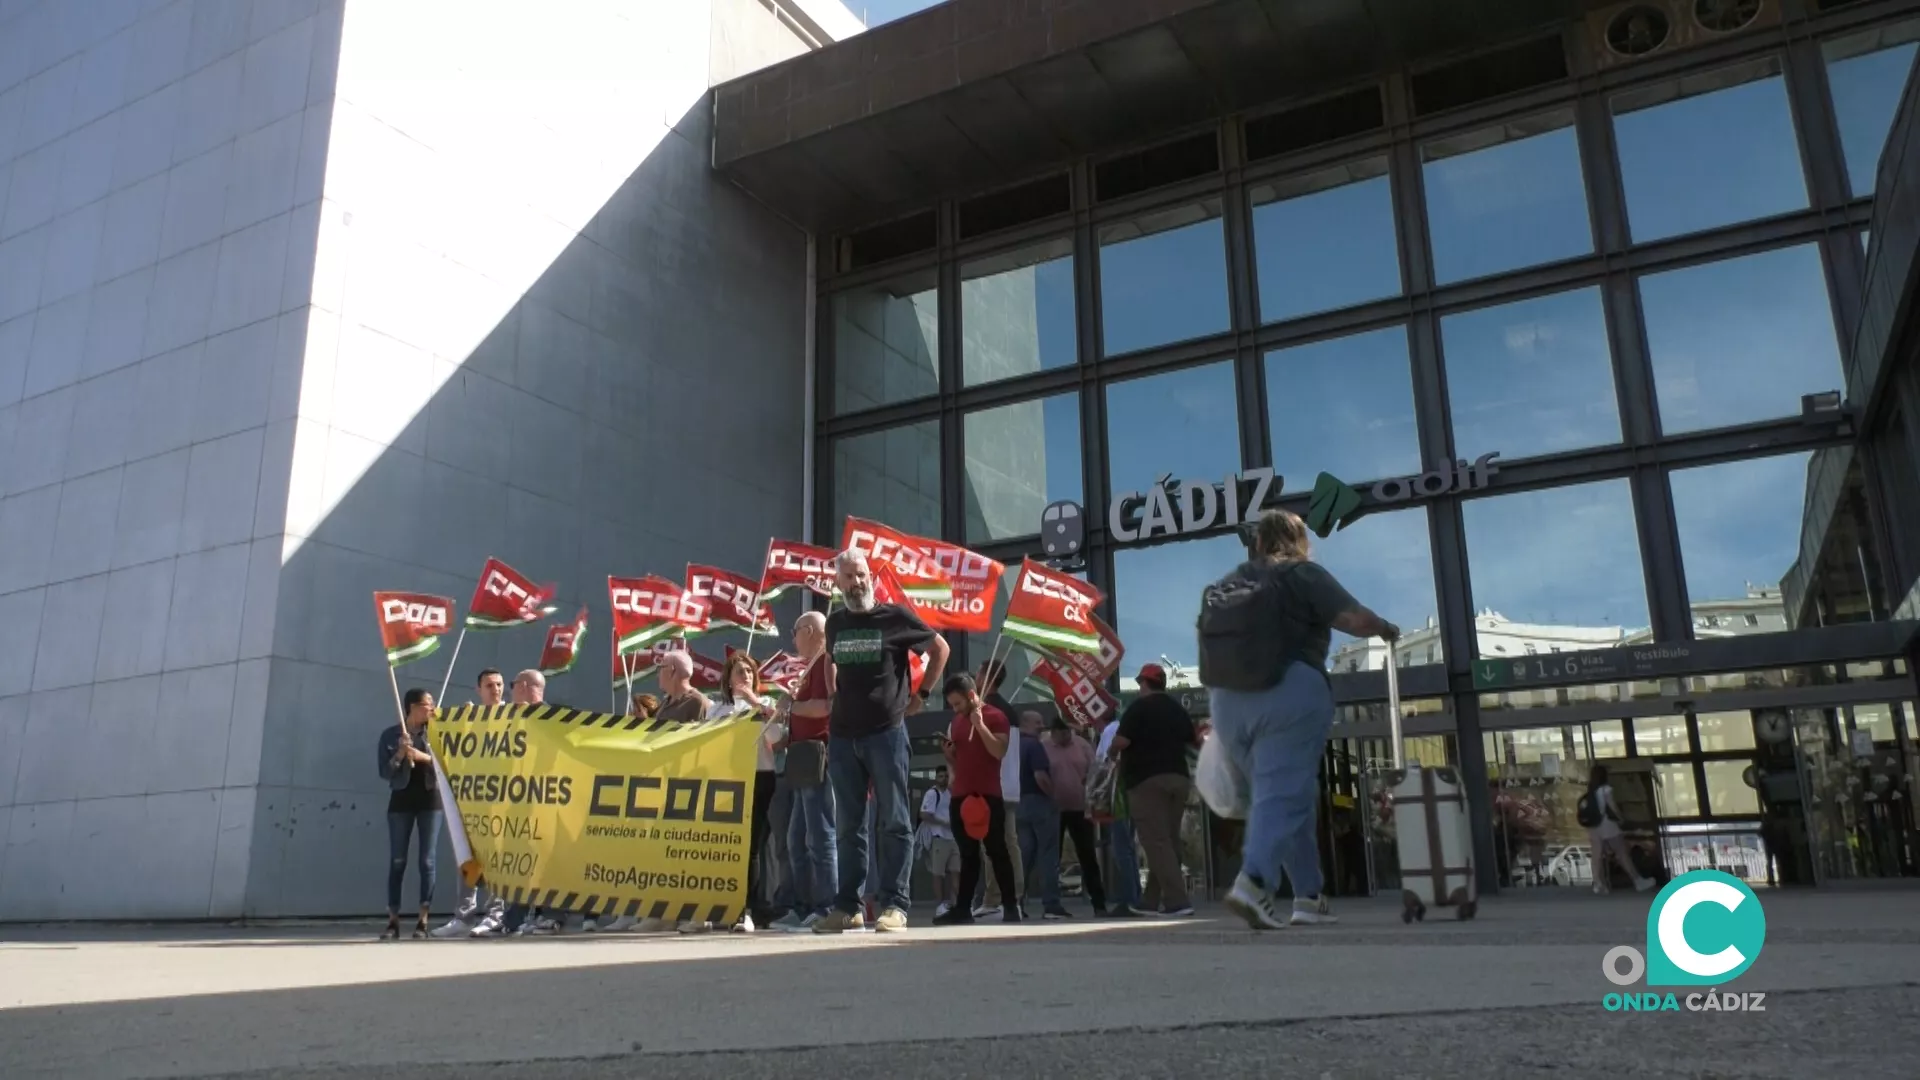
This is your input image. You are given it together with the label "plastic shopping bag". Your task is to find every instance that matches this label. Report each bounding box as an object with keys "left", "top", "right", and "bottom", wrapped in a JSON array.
[{"left": 1195, "top": 734, "right": 1250, "bottom": 820}]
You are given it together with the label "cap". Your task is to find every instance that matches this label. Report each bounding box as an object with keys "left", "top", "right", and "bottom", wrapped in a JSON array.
[{"left": 1136, "top": 663, "right": 1167, "bottom": 688}]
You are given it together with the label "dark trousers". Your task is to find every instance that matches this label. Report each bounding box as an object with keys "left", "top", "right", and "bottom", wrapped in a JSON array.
[
  {"left": 747, "top": 768, "right": 776, "bottom": 919},
  {"left": 954, "top": 793, "right": 1018, "bottom": 917},
  {"left": 1059, "top": 809, "right": 1106, "bottom": 910}
]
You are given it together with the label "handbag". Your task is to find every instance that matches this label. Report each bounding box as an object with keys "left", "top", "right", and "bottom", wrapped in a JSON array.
[
  {"left": 786, "top": 738, "right": 828, "bottom": 789},
  {"left": 1085, "top": 756, "right": 1120, "bottom": 823}
]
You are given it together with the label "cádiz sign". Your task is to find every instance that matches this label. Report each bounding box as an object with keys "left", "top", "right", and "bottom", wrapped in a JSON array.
[{"left": 1109, "top": 468, "right": 1279, "bottom": 543}]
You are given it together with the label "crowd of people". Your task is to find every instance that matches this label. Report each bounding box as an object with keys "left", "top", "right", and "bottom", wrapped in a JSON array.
[{"left": 376, "top": 509, "right": 1409, "bottom": 937}]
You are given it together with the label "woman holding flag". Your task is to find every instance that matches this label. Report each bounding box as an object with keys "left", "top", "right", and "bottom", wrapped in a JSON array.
[
  {"left": 376, "top": 688, "right": 441, "bottom": 939},
  {"left": 686, "top": 654, "right": 785, "bottom": 934}
]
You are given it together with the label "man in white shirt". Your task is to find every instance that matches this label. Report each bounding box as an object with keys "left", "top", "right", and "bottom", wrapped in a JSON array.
[{"left": 919, "top": 767, "right": 959, "bottom": 917}]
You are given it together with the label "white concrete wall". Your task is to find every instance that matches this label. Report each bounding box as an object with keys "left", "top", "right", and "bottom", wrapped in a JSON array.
[{"left": 0, "top": 0, "right": 342, "bottom": 920}]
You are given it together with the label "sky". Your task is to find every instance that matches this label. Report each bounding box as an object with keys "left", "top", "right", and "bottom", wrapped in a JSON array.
[
  {"left": 853, "top": 0, "right": 945, "bottom": 28},
  {"left": 835, "top": 36, "right": 1917, "bottom": 669}
]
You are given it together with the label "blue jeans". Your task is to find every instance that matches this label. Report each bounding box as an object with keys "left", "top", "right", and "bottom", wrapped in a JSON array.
[
  {"left": 386, "top": 809, "right": 441, "bottom": 913},
  {"left": 768, "top": 775, "right": 797, "bottom": 913},
  {"left": 1209, "top": 663, "right": 1335, "bottom": 899},
  {"left": 828, "top": 725, "right": 912, "bottom": 915},
  {"left": 786, "top": 779, "right": 838, "bottom": 916},
  {"left": 1016, "top": 793, "right": 1062, "bottom": 907},
  {"left": 1108, "top": 817, "right": 1142, "bottom": 908}
]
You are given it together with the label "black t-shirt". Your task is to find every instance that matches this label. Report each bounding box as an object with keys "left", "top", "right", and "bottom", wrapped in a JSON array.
[
  {"left": 1116, "top": 692, "right": 1196, "bottom": 790},
  {"left": 825, "top": 604, "right": 936, "bottom": 738},
  {"left": 388, "top": 731, "right": 442, "bottom": 814}
]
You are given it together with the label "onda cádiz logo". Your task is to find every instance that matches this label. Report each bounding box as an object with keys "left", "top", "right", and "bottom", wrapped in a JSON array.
[{"left": 1601, "top": 870, "right": 1768, "bottom": 1014}]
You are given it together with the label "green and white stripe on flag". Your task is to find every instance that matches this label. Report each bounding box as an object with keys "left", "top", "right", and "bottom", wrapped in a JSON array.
[
  {"left": 386, "top": 635, "right": 440, "bottom": 667},
  {"left": 1002, "top": 615, "right": 1101, "bottom": 655}
]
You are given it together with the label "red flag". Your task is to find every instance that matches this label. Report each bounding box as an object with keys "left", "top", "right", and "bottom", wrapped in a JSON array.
[
  {"left": 686, "top": 564, "right": 775, "bottom": 633},
  {"left": 687, "top": 650, "right": 724, "bottom": 692},
  {"left": 1035, "top": 656, "right": 1119, "bottom": 729},
  {"left": 841, "top": 518, "right": 954, "bottom": 603},
  {"left": 1003, "top": 558, "right": 1104, "bottom": 654},
  {"left": 760, "top": 539, "right": 838, "bottom": 601},
  {"left": 1046, "top": 614, "right": 1125, "bottom": 682},
  {"left": 915, "top": 541, "right": 1005, "bottom": 634},
  {"left": 465, "top": 557, "right": 557, "bottom": 629},
  {"left": 866, "top": 564, "right": 930, "bottom": 694},
  {"left": 374, "top": 592, "right": 454, "bottom": 667},
  {"left": 538, "top": 608, "right": 588, "bottom": 677},
  {"left": 753, "top": 651, "right": 813, "bottom": 698},
  {"left": 608, "top": 575, "right": 710, "bottom": 654},
  {"left": 612, "top": 639, "right": 680, "bottom": 690}
]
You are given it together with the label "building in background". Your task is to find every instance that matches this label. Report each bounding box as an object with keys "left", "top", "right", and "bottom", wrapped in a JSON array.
[{"left": 715, "top": 0, "right": 1920, "bottom": 893}]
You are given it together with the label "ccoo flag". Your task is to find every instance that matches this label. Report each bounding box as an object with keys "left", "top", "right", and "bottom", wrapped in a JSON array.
[
  {"left": 760, "top": 538, "right": 839, "bottom": 601},
  {"left": 686, "top": 564, "right": 775, "bottom": 634},
  {"left": 1002, "top": 558, "right": 1105, "bottom": 654},
  {"left": 465, "top": 557, "right": 558, "bottom": 629},
  {"left": 375, "top": 592, "right": 455, "bottom": 667},
  {"left": 538, "top": 608, "right": 588, "bottom": 677},
  {"left": 841, "top": 518, "right": 954, "bottom": 603},
  {"left": 609, "top": 575, "right": 711, "bottom": 654}
]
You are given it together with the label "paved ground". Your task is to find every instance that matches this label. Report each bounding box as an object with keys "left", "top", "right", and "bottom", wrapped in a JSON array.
[{"left": 3, "top": 888, "right": 1917, "bottom": 1079}]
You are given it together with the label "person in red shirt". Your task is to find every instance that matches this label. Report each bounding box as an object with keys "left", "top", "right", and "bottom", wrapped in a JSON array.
[
  {"left": 769, "top": 611, "right": 837, "bottom": 931},
  {"left": 935, "top": 673, "right": 1019, "bottom": 925}
]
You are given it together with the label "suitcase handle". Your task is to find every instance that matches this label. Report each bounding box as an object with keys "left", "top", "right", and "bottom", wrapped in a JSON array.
[{"left": 1384, "top": 638, "right": 1403, "bottom": 771}]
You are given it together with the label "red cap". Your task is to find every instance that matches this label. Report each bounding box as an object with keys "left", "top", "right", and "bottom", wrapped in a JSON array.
[{"left": 1136, "top": 663, "right": 1167, "bottom": 688}]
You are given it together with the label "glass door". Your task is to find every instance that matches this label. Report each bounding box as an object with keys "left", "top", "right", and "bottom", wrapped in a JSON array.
[{"left": 1793, "top": 702, "right": 1918, "bottom": 882}]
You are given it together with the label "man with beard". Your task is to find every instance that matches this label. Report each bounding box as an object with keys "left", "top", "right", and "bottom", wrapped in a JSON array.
[{"left": 813, "top": 551, "right": 949, "bottom": 934}]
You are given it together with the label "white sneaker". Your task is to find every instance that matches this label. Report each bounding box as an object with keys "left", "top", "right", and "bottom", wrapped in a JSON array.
[
  {"left": 605, "top": 915, "right": 638, "bottom": 932},
  {"left": 933, "top": 902, "right": 952, "bottom": 919},
  {"left": 582, "top": 918, "right": 600, "bottom": 933},
  {"left": 1290, "top": 895, "right": 1337, "bottom": 925},
  {"left": 732, "top": 913, "right": 756, "bottom": 933},
  {"left": 468, "top": 913, "right": 505, "bottom": 938},
  {"left": 800, "top": 911, "right": 825, "bottom": 931},
  {"left": 516, "top": 915, "right": 560, "bottom": 936},
  {"left": 430, "top": 917, "right": 471, "bottom": 939},
  {"left": 768, "top": 910, "right": 806, "bottom": 932},
  {"left": 678, "top": 920, "right": 714, "bottom": 934},
  {"left": 1223, "top": 875, "right": 1287, "bottom": 931},
  {"left": 971, "top": 904, "right": 996, "bottom": 919},
  {"left": 634, "top": 917, "right": 669, "bottom": 933}
]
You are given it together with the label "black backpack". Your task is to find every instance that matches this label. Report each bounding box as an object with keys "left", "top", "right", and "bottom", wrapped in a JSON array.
[
  {"left": 1196, "top": 561, "right": 1314, "bottom": 692},
  {"left": 1575, "top": 792, "right": 1603, "bottom": 828}
]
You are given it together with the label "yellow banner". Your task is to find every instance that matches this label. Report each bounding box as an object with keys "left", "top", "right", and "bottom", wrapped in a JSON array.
[{"left": 431, "top": 704, "right": 758, "bottom": 925}]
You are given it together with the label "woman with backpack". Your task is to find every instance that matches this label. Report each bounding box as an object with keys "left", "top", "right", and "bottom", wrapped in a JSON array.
[
  {"left": 1580, "top": 765, "right": 1653, "bottom": 894},
  {"left": 1198, "top": 510, "right": 1399, "bottom": 931}
]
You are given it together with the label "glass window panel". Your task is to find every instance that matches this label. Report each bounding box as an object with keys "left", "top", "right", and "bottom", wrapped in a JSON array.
[
  {"left": 1669, "top": 453, "right": 1807, "bottom": 634},
  {"left": 1098, "top": 198, "right": 1230, "bottom": 356},
  {"left": 1113, "top": 534, "right": 1247, "bottom": 679},
  {"left": 962, "top": 393, "right": 1082, "bottom": 543},
  {"left": 1634, "top": 716, "right": 1692, "bottom": 756},
  {"left": 1441, "top": 287, "right": 1621, "bottom": 461},
  {"left": 1589, "top": 719, "right": 1628, "bottom": 759},
  {"left": 831, "top": 271, "right": 938, "bottom": 415},
  {"left": 1264, "top": 325, "right": 1419, "bottom": 484},
  {"left": 1251, "top": 158, "right": 1400, "bottom": 323},
  {"left": 1654, "top": 762, "right": 1701, "bottom": 817},
  {"left": 1696, "top": 711, "right": 1757, "bottom": 752},
  {"left": 1462, "top": 480, "right": 1649, "bottom": 656},
  {"left": 1316, "top": 508, "right": 1442, "bottom": 672},
  {"left": 1611, "top": 59, "right": 1808, "bottom": 243},
  {"left": 1422, "top": 110, "right": 1592, "bottom": 285},
  {"left": 1852, "top": 704, "right": 1897, "bottom": 744},
  {"left": 1824, "top": 20, "right": 1920, "bottom": 197},
  {"left": 1702, "top": 760, "right": 1760, "bottom": 816},
  {"left": 961, "top": 237, "right": 1077, "bottom": 386},
  {"left": 1105, "top": 361, "right": 1241, "bottom": 500},
  {"left": 832, "top": 420, "right": 941, "bottom": 539},
  {"left": 1640, "top": 244, "right": 1843, "bottom": 434}
]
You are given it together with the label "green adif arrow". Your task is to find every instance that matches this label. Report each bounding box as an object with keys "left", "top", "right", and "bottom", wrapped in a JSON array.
[{"left": 1305, "top": 472, "right": 1365, "bottom": 538}]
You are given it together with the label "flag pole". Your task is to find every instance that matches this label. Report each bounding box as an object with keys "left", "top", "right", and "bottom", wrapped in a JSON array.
[
  {"left": 434, "top": 626, "right": 468, "bottom": 710},
  {"left": 387, "top": 662, "right": 408, "bottom": 724},
  {"left": 741, "top": 538, "right": 775, "bottom": 661}
]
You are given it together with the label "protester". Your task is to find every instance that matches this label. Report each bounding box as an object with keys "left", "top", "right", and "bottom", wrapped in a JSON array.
[
  {"left": 1204, "top": 509, "right": 1399, "bottom": 931},
  {"left": 474, "top": 670, "right": 563, "bottom": 937},
  {"left": 1094, "top": 712, "right": 1145, "bottom": 916},
  {"left": 974, "top": 659, "right": 1025, "bottom": 918},
  {"left": 1109, "top": 663, "right": 1198, "bottom": 918},
  {"left": 377, "top": 688, "right": 440, "bottom": 940},
  {"left": 629, "top": 692, "right": 660, "bottom": 719},
  {"left": 433, "top": 670, "right": 509, "bottom": 938},
  {"left": 655, "top": 651, "right": 710, "bottom": 722},
  {"left": 771, "top": 612, "right": 837, "bottom": 931},
  {"left": 814, "top": 550, "right": 949, "bottom": 934},
  {"left": 1045, "top": 715, "right": 1107, "bottom": 916},
  {"left": 1584, "top": 765, "right": 1654, "bottom": 895},
  {"left": 1014, "top": 711, "right": 1069, "bottom": 920},
  {"left": 918, "top": 767, "right": 960, "bottom": 918},
  {"left": 935, "top": 674, "right": 1018, "bottom": 925},
  {"left": 682, "top": 653, "right": 784, "bottom": 934}
]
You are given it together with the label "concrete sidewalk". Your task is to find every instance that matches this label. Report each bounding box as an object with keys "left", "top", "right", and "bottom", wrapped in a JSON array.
[{"left": 2, "top": 889, "right": 1916, "bottom": 1078}]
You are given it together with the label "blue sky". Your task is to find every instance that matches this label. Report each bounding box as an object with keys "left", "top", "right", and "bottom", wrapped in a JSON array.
[
  {"left": 845, "top": 36, "right": 1915, "bottom": 668},
  {"left": 853, "top": 0, "right": 944, "bottom": 27}
]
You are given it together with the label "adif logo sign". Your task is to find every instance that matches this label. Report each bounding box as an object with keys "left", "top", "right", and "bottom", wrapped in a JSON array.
[
  {"left": 383, "top": 598, "right": 450, "bottom": 629},
  {"left": 1600, "top": 871, "right": 1768, "bottom": 1013}
]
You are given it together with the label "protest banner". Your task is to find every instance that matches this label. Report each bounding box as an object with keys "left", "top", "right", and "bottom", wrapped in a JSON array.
[{"left": 433, "top": 705, "right": 759, "bottom": 925}]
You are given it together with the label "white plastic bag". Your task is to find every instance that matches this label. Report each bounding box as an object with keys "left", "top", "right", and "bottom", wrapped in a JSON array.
[{"left": 1195, "top": 733, "right": 1250, "bottom": 820}]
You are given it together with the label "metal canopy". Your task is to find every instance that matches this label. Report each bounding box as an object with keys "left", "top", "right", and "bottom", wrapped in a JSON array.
[{"left": 712, "top": 0, "right": 1560, "bottom": 233}]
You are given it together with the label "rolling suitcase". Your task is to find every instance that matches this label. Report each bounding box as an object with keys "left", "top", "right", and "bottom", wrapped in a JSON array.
[{"left": 1382, "top": 642, "right": 1478, "bottom": 922}]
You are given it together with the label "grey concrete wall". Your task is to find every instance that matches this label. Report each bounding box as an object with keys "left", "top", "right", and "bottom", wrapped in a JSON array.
[
  {"left": 0, "top": 0, "right": 342, "bottom": 920},
  {"left": 0, "top": 0, "right": 825, "bottom": 920}
]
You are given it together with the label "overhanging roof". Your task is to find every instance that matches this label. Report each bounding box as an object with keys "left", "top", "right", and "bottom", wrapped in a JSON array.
[{"left": 712, "top": 0, "right": 1561, "bottom": 232}]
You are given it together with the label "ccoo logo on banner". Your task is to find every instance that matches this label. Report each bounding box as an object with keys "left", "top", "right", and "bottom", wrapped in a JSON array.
[{"left": 433, "top": 704, "right": 760, "bottom": 925}]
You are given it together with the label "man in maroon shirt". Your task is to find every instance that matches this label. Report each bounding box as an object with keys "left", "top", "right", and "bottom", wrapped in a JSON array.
[
  {"left": 935, "top": 673, "right": 1019, "bottom": 925},
  {"left": 769, "top": 611, "right": 837, "bottom": 930}
]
